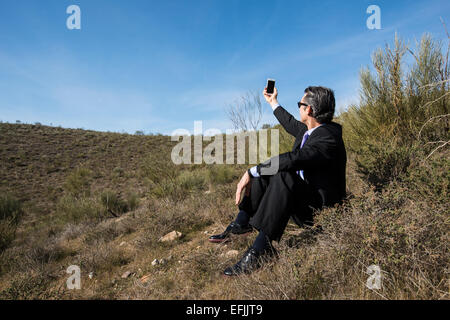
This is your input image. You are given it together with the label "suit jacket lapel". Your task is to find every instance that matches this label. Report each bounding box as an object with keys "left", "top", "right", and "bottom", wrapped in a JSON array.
[
  {"left": 292, "top": 137, "right": 301, "bottom": 151},
  {"left": 292, "top": 124, "right": 326, "bottom": 151},
  {"left": 292, "top": 128, "right": 307, "bottom": 151}
]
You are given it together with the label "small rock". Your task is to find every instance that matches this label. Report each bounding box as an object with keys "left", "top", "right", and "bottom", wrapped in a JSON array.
[
  {"left": 121, "top": 271, "right": 131, "bottom": 279},
  {"left": 151, "top": 259, "right": 159, "bottom": 266},
  {"left": 203, "top": 231, "right": 209, "bottom": 234},
  {"left": 225, "top": 250, "right": 239, "bottom": 258},
  {"left": 119, "top": 241, "right": 127, "bottom": 247},
  {"left": 140, "top": 274, "right": 151, "bottom": 284},
  {"left": 159, "top": 231, "right": 182, "bottom": 242},
  {"left": 204, "top": 190, "right": 211, "bottom": 194},
  {"left": 160, "top": 258, "right": 168, "bottom": 265},
  {"left": 88, "top": 272, "right": 94, "bottom": 279}
]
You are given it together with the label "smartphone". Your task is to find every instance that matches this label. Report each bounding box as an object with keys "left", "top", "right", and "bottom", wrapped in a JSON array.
[{"left": 266, "top": 79, "right": 275, "bottom": 94}]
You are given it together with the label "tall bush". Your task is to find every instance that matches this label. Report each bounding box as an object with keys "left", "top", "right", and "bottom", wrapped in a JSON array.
[{"left": 341, "top": 33, "right": 449, "bottom": 189}]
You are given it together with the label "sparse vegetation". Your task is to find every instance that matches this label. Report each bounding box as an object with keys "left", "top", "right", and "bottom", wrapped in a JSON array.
[
  {"left": 64, "top": 168, "right": 93, "bottom": 198},
  {"left": 100, "top": 189, "right": 129, "bottom": 217},
  {"left": 0, "top": 194, "right": 23, "bottom": 252},
  {"left": 207, "top": 165, "right": 236, "bottom": 185},
  {"left": 0, "top": 32, "right": 447, "bottom": 300}
]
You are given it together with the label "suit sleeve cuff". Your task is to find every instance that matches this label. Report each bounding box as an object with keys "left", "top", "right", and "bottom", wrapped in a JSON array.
[
  {"left": 249, "top": 166, "right": 260, "bottom": 178},
  {"left": 270, "top": 103, "right": 281, "bottom": 111}
]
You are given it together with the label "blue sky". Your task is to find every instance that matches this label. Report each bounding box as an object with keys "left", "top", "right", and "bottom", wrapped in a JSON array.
[{"left": 0, "top": 0, "right": 448, "bottom": 135}]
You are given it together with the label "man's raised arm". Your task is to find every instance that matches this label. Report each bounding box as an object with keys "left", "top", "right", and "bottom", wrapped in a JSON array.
[
  {"left": 263, "top": 87, "right": 305, "bottom": 137},
  {"left": 256, "top": 132, "right": 337, "bottom": 176},
  {"left": 273, "top": 105, "right": 306, "bottom": 137}
]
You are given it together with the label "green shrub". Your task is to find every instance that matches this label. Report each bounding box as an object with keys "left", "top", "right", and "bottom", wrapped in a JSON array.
[
  {"left": 112, "top": 167, "right": 124, "bottom": 178},
  {"left": 207, "top": 165, "right": 235, "bottom": 185},
  {"left": 64, "top": 167, "right": 92, "bottom": 197},
  {"left": 150, "top": 182, "right": 177, "bottom": 200},
  {"left": 56, "top": 195, "right": 105, "bottom": 223},
  {"left": 341, "top": 33, "right": 449, "bottom": 189},
  {"left": 354, "top": 138, "right": 415, "bottom": 190},
  {"left": 148, "top": 169, "right": 207, "bottom": 201},
  {"left": 140, "top": 154, "right": 178, "bottom": 184},
  {"left": 100, "top": 190, "right": 128, "bottom": 216},
  {"left": 0, "top": 220, "right": 17, "bottom": 252},
  {"left": 0, "top": 194, "right": 22, "bottom": 223},
  {"left": 150, "top": 179, "right": 190, "bottom": 201},
  {"left": 178, "top": 170, "right": 207, "bottom": 191},
  {"left": 0, "top": 195, "right": 23, "bottom": 251},
  {"left": 126, "top": 191, "right": 140, "bottom": 211},
  {"left": 403, "top": 153, "right": 449, "bottom": 204}
]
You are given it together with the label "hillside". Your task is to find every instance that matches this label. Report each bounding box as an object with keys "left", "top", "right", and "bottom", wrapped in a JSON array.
[
  {"left": 0, "top": 121, "right": 447, "bottom": 299},
  {"left": 1, "top": 32, "right": 448, "bottom": 300}
]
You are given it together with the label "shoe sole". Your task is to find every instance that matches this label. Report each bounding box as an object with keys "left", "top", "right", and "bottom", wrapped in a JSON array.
[
  {"left": 222, "top": 273, "right": 237, "bottom": 277},
  {"left": 222, "top": 267, "right": 262, "bottom": 277},
  {"left": 208, "top": 231, "right": 252, "bottom": 244},
  {"left": 208, "top": 238, "right": 231, "bottom": 244}
]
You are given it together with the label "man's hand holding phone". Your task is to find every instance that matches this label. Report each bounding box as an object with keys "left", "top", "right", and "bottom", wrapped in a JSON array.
[{"left": 263, "top": 86, "right": 279, "bottom": 108}]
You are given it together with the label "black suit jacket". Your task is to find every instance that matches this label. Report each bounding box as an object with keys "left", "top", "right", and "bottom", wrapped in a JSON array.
[{"left": 256, "top": 106, "right": 347, "bottom": 207}]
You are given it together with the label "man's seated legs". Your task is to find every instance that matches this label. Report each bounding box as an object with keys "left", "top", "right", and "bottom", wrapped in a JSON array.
[
  {"left": 209, "top": 171, "right": 320, "bottom": 275},
  {"left": 208, "top": 176, "right": 271, "bottom": 243},
  {"left": 248, "top": 171, "right": 304, "bottom": 242},
  {"left": 223, "top": 171, "right": 304, "bottom": 276}
]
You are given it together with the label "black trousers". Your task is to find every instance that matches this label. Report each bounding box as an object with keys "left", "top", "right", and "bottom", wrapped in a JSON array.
[{"left": 238, "top": 170, "right": 323, "bottom": 242}]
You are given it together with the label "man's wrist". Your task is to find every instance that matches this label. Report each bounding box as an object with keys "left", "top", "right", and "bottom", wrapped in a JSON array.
[{"left": 270, "top": 101, "right": 281, "bottom": 111}]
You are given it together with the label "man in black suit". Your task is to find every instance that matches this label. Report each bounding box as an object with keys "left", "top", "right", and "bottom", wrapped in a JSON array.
[{"left": 209, "top": 85, "right": 347, "bottom": 276}]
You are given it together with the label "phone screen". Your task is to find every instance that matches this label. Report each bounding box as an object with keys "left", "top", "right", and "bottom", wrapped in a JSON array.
[{"left": 267, "top": 79, "right": 275, "bottom": 94}]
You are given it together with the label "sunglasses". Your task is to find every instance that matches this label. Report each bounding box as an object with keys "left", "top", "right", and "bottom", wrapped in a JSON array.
[{"left": 297, "top": 102, "right": 309, "bottom": 109}]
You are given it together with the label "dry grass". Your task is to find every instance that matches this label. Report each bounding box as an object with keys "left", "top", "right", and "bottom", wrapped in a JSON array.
[
  {"left": 0, "top": 32, "right": 448, "bottom": 299},
  {"left": 0, "top": 121, "right": 447, "bottom": 300}
]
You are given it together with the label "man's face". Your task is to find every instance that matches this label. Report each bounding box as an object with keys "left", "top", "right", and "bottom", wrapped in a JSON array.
[{"left": 299, "top": 93, "right": 311, "bottom": 123}]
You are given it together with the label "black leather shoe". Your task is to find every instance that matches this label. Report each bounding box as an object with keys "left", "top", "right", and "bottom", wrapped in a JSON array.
[
  {"left": 208, "top": 222, "right": 253, "bottom": 243},
  {"left": 223, "top": 245, "right": 278, "bottom": 276},
  {"left": 223, "top": 247, "right": 261, "bottom": 276}
]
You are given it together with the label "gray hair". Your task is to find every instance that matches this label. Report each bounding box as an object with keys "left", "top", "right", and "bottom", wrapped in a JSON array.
[{"left": 303, "top": 86, "right": 335, "bottom": 123}]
